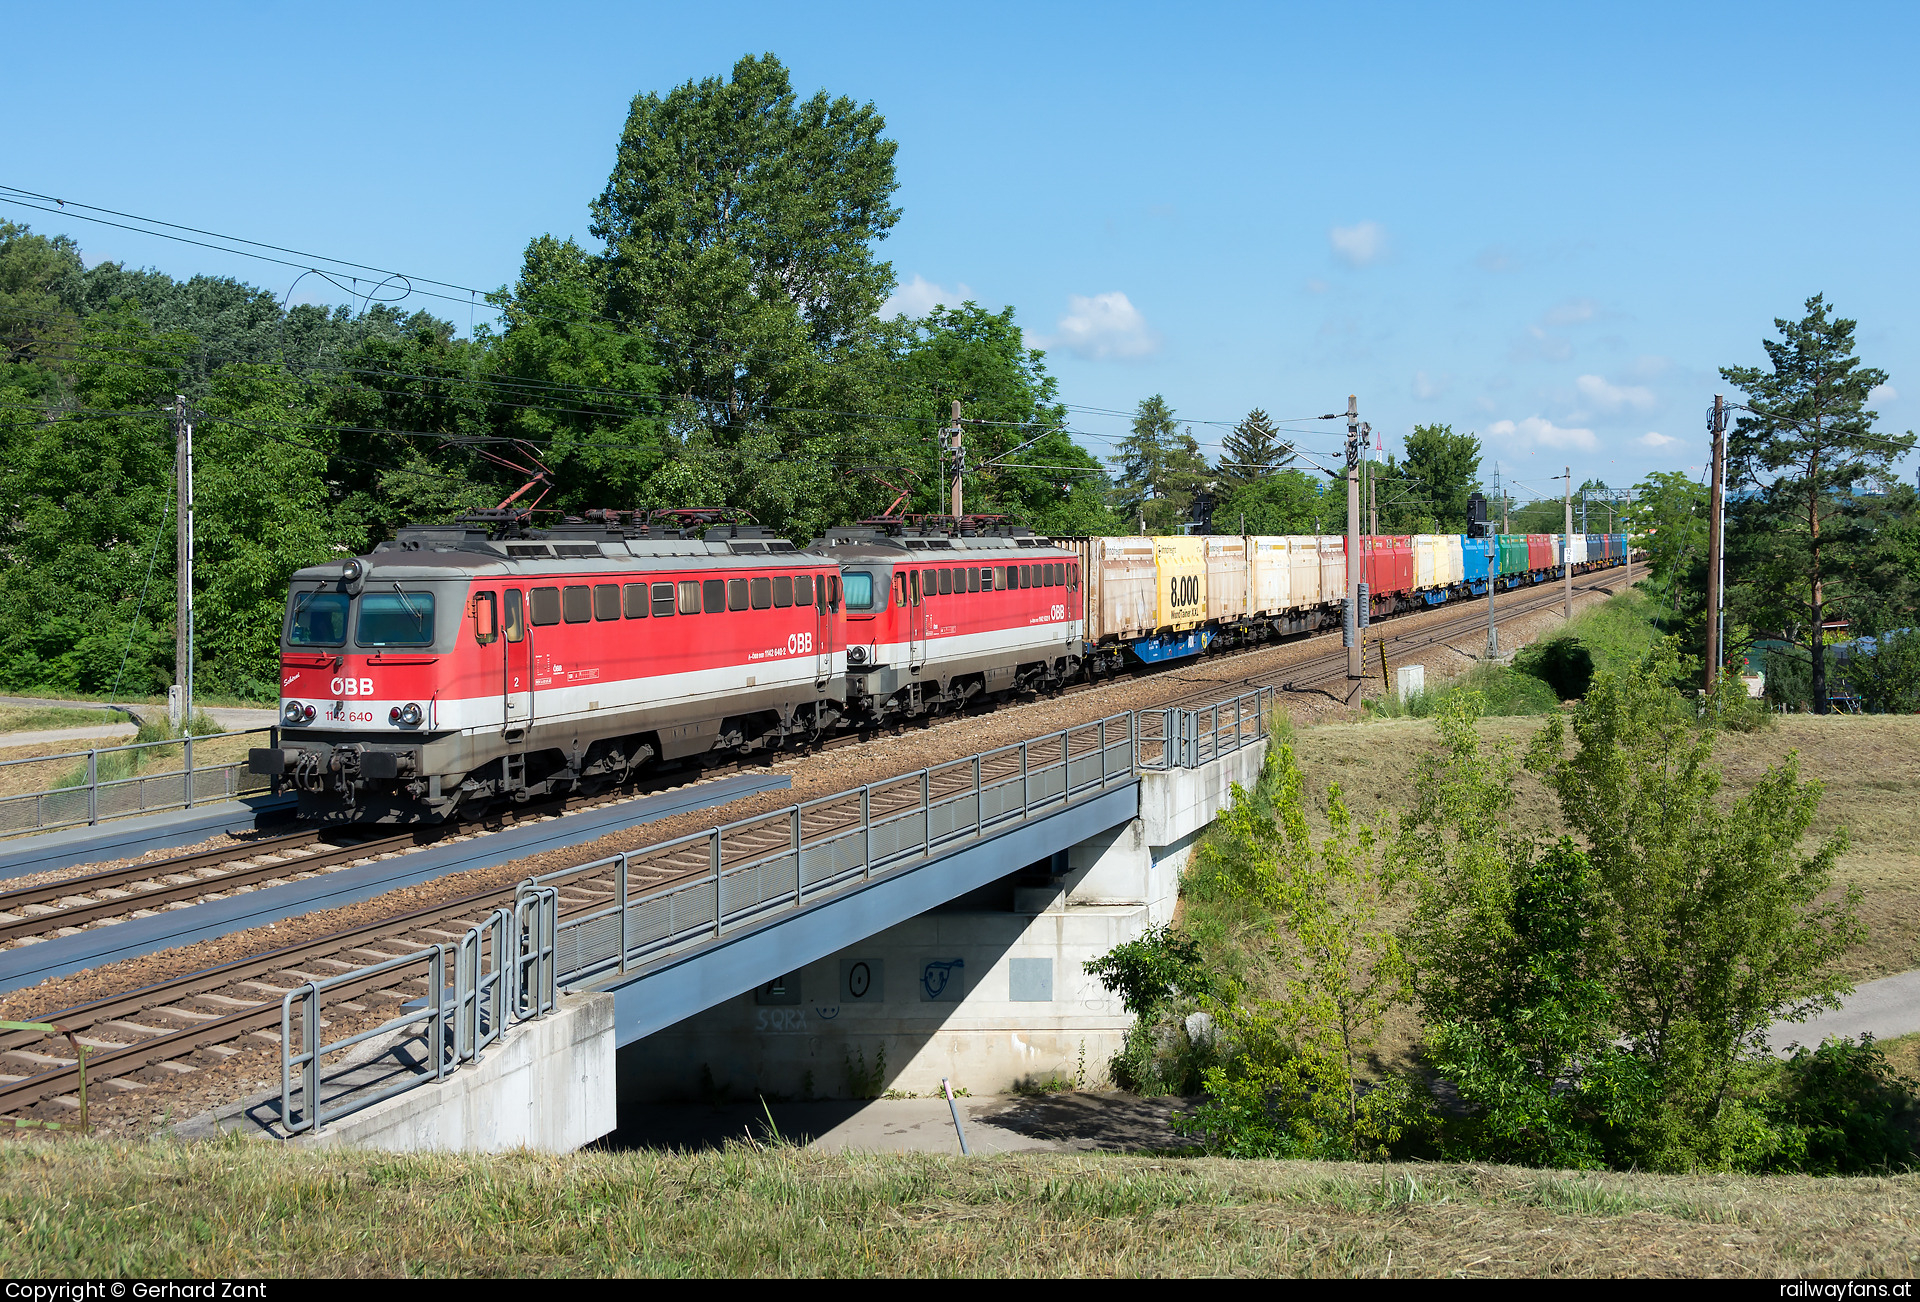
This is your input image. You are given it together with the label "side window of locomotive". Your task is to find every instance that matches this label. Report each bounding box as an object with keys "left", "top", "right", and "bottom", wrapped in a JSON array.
[
  {"left": 651, "top": 582, "right": 675, "bottom": 618},
  {"left": 993, "top": 566, "right": 1006, "bottom": 590},
  {"left": 703, "top": 579, "right": 725, "bottom": 613},
  {"left": 909, "top": 570, "right": 922, "bottom": 606},
  {"left": 472, "top": 592, "right": 499, "bottom": 645},
  {"left": 772, "top": 575, "right": 793, "bottom": 608},
  {"left": 938, "top": 569, "right": 952, "bottom": 596},
  {"left": 623, "top": 583, "right": 647, "bottom": 618},
  {"left": 358, "top": 590, "right": 437, "bottom": 646},
  {"left": 562, "top": 586, "right": 591, "bottom": 624},
  {"left": 593, "top": 584, "right": 620, "bottom": 621},
  {"left": 967, "top": 567, "right": 979, "bottom": 593},
  {"left": 530, "top": 587, "right": 561, "bottom": 626},
  {"left": 677, "top": 581, "right": 701, "bottom": 615},
  {"left": 795, "top": 573, "right": 813, "bottom": 608},
  {"left": 289, "top": 590, "right": 349, "bottom": 647},
  {"left": 728, "top": 578, "right": 748, "bottom": 611},
  {"left": 1069, "top": 562, "right": 1080, "bottom": 590},
  {"left": 750, "top": 577, "right": 772, "bottom": 609},
  {"left": 829, "top": 575, "right": 841, "bottom": 608},
  {"left": 1019, "top": 564, "right": 1031, "bottom": 589},
  {"left": 504, "top": 589, "right": 525, "bottom": 642},
  {"left": 893, "top": 572, "right": 907, "bottom": 606}
]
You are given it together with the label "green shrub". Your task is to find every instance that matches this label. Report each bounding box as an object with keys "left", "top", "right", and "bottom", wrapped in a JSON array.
[
  {"left": 1513, "top": 635, "right": 1594, "bottom": 701},
  {"left": 1762, "top": 1035, "right": 1916, "bottom": 1174}
]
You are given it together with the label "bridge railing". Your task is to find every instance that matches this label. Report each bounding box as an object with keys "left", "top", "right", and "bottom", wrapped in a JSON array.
[
  {"left": 276, "top": 692, "right": 1274, "bottom": 1133},
  {"left": 1137, "top": 686, "right": 1277, "bottom": 770},
  {"left": 0, "top": 726, "right": 276, "bottom": 839}
]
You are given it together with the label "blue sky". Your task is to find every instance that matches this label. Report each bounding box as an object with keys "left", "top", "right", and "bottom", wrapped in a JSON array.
[{"left": 8, "top": 1, "right": 1916, "bottom": 507}]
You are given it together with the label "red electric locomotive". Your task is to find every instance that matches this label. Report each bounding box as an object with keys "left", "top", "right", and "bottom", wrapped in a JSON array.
[
  {"left": 253, "top": 511, "right": 850, "bottom": 823},
  {"left": 811, "top": 517, "right": 1083, "bottom": 721}
]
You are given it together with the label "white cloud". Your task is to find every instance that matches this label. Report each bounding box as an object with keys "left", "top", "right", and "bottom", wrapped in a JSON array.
[
  {"left": 1329, "top": 221, "right": 1386, "bottom": 268},
  {"left": 1412, "top": 371, "right": 1452, "bottom": 401},
  {"left": 1304, "top": 277, "right": 1329, "bottom": 294},
  {"left": 1043, "top": 291, "right": 1160, "bottom": 361},
  {"left": 1870, "top": 383, "right": 1899, "bottom": 404},
  {"left": 1638, "top": 431, "right": 1679, "bottom": 449},
  {"left": 1575, "top": 373, "right": 1657, "bottom": 412},
  {"left": 880, "top": 274, "right": 972, "bottom": 319},
  {"left": 1488, "top": 416, "right": 1598, "bottom": 451}
]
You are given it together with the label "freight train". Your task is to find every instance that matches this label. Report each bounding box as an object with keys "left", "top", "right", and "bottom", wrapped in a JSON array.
[{"left": 251, "top": 510, "right": 1627, "bottom": 823}]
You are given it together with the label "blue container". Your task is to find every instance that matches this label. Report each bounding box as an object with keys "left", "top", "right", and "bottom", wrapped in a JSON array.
[{"left": 1461, "top": 534, "right": 1493, "bottom": 584}]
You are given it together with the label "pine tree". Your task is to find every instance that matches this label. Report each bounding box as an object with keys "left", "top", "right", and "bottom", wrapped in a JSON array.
[
  {"left": 1721, "top": 295, "right": 1915, "bottom": 713},
  {"left": 1218, "top": 408, "right": 1292, "bottom": 490},
  {"left": 1110, "top": 395, "right": 1176, "bottom": 529}
]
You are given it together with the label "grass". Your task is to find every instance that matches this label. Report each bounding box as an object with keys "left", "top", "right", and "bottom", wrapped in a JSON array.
[
  {"left": 0, "top": 686, "right": 274, "bottom": 710},
  {"left": 0, "top": 706, "right": 130, "bottom": 734},
  {"left": 0, "top": 1137, "right": 1914, "bottom": 1277}
]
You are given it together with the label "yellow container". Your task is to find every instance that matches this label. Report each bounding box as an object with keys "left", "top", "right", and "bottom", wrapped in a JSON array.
[{"left": 1154, "top": 536, "right": 1208, "bottom": 631}]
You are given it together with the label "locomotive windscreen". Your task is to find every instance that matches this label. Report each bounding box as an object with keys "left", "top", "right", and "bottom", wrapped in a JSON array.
[
  {"left": 288, "top": 591, "right": 349, "bottom": 646},
  {"left": 842, "top": 571, "right": 878, "bottom": 610},
  {"left": 356, "top": 590, "right": 437, "bottom": 646}
]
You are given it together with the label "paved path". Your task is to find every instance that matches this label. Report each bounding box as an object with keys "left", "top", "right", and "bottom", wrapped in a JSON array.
[
  {"left": 0, "top": 695, "right": 276, "bottom": 746},
  {"left": 1768, "top": 970, "right": 1920, "bottom": 1055}
]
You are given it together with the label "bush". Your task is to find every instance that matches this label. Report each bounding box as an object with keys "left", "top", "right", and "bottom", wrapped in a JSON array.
[
  {"left": 1762, "top": 1035, "right": 1916, "bottom": 1174},
  {"left": 1513, "top": 635, "right": 1594, "bottom": 701}
]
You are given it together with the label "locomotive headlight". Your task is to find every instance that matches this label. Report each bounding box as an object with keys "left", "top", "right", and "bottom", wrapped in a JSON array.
[
  {"left": 392, "top": 702, "right": 423, "bottom": 727},
  {"left": 283, "top": 700, "right": 307, "bottom": 725},
  {"left": 847, "top": 646, "right": 867, "bottom": 665},
  {"left": 342, "top": 558, "right": 364, "bottom": 582}
]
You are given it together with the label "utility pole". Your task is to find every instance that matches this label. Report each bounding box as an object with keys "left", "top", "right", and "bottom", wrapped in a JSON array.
[
  {"left": 1486, "top": 464, "right": 1501, "bottom": 659},
  {"left": 1579, "top": 486, "right": 1588, "bottom": 533},
  {"left": 1345, "top": 396, "right": 1363, "bottom": 679},
  {"left": 171, "top": 395, "right": 194, "bottom": 733},
  {"left": 1705, "top": 395, "right": 1726, "bottom": 693},
  {"left": 946, "top": 400, "right": 964, "bottom": 517},
  {"left": 1563, "top": 466, "right": 1574, "bottom": 621},
  {"left": 1366, "top": 434, "right": 1377, "bottom": 534}
]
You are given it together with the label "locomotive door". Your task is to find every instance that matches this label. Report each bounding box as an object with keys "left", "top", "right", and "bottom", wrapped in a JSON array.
[
  {"left": 907, "top": 568, "right": 925, "bottom": 669},
  {"left": 502, "top": 587, "right": 531, "bottom": 738},
  {"left": 814, "top": 573, "right": 832, "bottom": 684}
]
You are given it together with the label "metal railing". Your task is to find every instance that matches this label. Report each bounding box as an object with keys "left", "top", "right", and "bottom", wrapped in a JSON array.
[
  {"left": 1138, "top": 686, "right": 1277, "bottom": 770},
  {"left": 0, "top": 726, "right": 276, "bottom": 839},
  {"left": 275, "top": 695, "right": 1275, "bottom": 1134}
]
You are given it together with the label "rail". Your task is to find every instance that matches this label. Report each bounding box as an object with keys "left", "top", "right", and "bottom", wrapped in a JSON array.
[
  {"left": 0, "top": 726, "right": 276, "bottom": 839},
  {"left": 276, "top": 697, "right": 1268, "bottom": 1136}
]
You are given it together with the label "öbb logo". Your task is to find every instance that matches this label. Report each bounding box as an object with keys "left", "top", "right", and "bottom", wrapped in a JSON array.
[{"left": 330, "top": 677, "right": 375, "bottom": 697}]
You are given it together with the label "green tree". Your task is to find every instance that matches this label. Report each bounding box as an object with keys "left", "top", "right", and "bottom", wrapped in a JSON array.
[
  {"left": 1213, "top": 467, "right": 1323, "bottom": 535},
  {"left": 1721, "top": 294, "right": 1916, "bottom": 712},
  {"left": 1110, "top": 395, "right": 1209, "bottom": 533},
  {"left": 1398, "top": 694, "right": 1642, "bottom": 1167},
  {"left": 1399, "top": 423, "right": 1482, "bottom": 530},
  {"left": 591, "top": 53, "right": 899, "bottom": 434},
  {"left": 1626, "top": 469, "right": 1710, "bottom": 657},
  {"left": 1217, "top": 408, "right": 1292, "bottom": 491},
  {"left": 1527, "top": 647, "right": 1864, "bottom": 1167},
  {"left": 1177, "top": 746, "right": 1422, "bottom": 1159}
]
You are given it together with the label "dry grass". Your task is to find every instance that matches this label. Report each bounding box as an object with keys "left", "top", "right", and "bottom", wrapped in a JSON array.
[
  {"left": 0, "top": 731, "right": 261, "bottom": 803},
  {"left": 0, "top": 1138, "right": 1914, "bottom": 1277}
]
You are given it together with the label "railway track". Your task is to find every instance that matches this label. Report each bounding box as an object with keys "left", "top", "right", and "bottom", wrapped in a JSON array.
[{"left": 0, "top": 564, "right": 1627, "bottom": 1127}]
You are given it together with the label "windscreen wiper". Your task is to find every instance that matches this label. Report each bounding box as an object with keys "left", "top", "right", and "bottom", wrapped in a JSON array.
[{"left": 392, "top": 583, "right": 425, "bottom": 625}]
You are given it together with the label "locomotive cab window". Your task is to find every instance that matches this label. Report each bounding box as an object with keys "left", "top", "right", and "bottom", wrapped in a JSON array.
[
  {"left": 650, "top": 583, "right": 675, "bottom": 618},
  {"left": 472, "top": 592, "right": 499, "bottom": 645},
  {"left": 773, "top": 575, "right": 792, "bottom": 608},
  {"left": 893, "top": 572, "right": 907, "bottom": 607},
  {"left": 358, "top": 589, "right": 436, "bottom": 646},
  {"left": 844, "top": 572, "right": 876, "bottom": 611},
  {"left": 289, "top": 590, "right": 348, "bottom": 647},
  {"left": 530, "top": 587, "right": 561, "bottom": 626},
  {"left": 704, "top": 579, "right": 725, "bottom": 613},
  {"left": 795, "top": 574, "right": 813, "bottom": 607},
  {"left": 562, "top": 586, "right": 591, "bottom": 624},
  {"left": 504, "top": 590, "right": 524, "bottom": 642},
  {"left": 750, "top": 577, "right": 772, "bottom": 609},
  {"left": 593, "top": 584, "right": 620, "bottom": 621},
  {"left": 622, "top": 583, "right": 647, "bottom": 618}
]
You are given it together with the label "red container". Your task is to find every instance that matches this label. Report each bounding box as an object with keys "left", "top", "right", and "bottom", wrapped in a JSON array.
[{"left": 1526, "top": 533, "right": 1554, "bottom": 571}]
